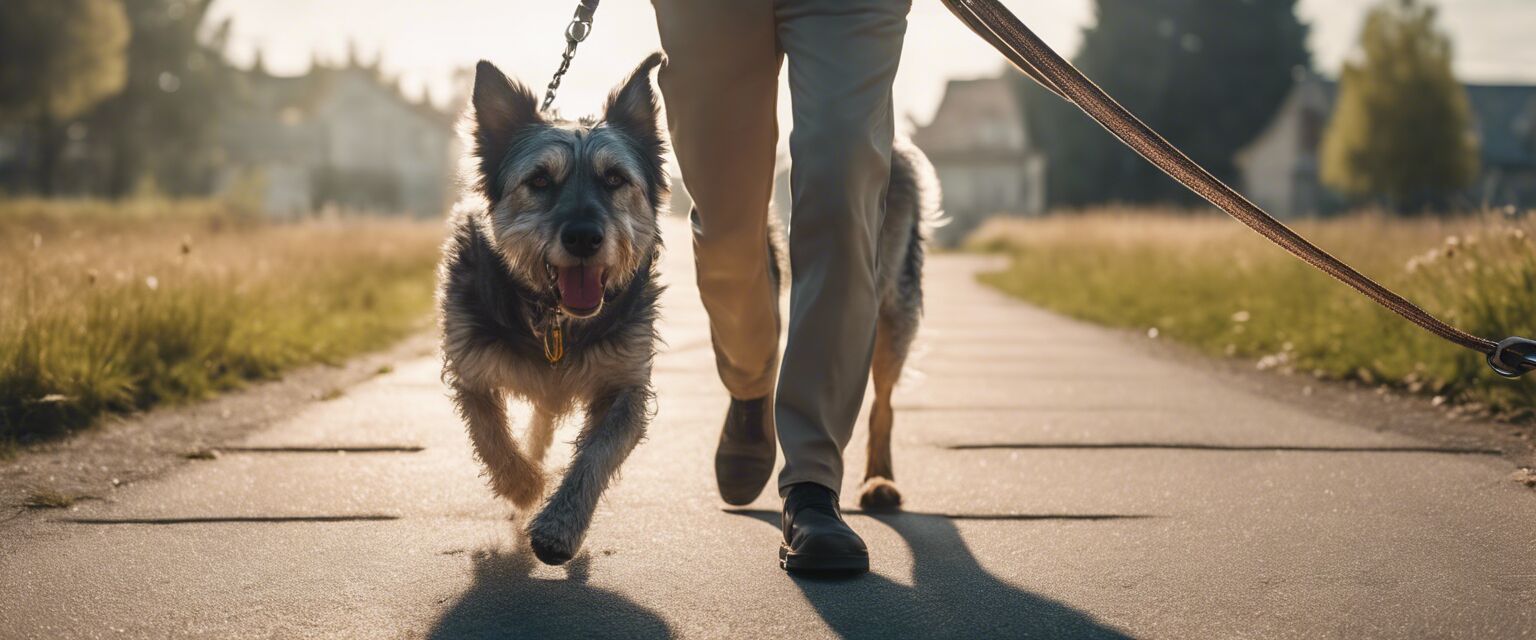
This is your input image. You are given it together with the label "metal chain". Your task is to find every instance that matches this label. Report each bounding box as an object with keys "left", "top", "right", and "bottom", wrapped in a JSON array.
[{"left": 541, "top": 0, "right": 600, "bottom": 113}]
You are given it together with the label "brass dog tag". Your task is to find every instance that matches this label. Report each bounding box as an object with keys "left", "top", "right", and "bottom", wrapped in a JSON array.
[{"left": 543, "top": 322, "right": 565, "bottom": 365}]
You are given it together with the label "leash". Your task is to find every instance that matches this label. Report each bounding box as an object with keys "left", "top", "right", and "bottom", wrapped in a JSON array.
[
  {"left": 939, "top": 0, "right": 1535, "bottom": 379},
  {"left": 542, "top": 0, "right": 601, "bottom": 113},
  {"left": 533, "top": 0, "right": 601, "bottom": 364}
]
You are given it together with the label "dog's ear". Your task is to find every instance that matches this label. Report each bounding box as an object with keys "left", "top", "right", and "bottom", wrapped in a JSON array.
[
  {"left": 603, "top": 53, "right": 669, "bottom": 210},
  {"left": 603, "top": 53, "right": 666, "bottom": 142},
  {"left": 472, "top": 60, "right": 543, "bottom": 200}
]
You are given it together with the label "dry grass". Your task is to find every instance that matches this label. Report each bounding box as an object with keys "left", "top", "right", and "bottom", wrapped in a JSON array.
[
  {"left": 972, "top": 208, "right": 1536, "bottom": 418},
  {"left": 0, "top": 197, "right": 444, "bottom": 444},
  {"left": 23, "top": 488, "right": 91, "bottom": 509}
]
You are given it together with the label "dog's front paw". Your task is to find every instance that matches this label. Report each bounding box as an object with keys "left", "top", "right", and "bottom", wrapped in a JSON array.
[
  {"left": 525, "top": 511, "right": 581, "bottom": 566},
  {"left": 859, "top": 477, "right": 903, "bottom": 512}
]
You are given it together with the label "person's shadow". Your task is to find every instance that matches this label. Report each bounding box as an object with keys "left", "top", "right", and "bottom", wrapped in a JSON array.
[
  {"left": 428, "top": 542, "right": 672, "bottom": 639},
  {"left": 729, "top": 509, "right": 1137, "bottom": 639}
]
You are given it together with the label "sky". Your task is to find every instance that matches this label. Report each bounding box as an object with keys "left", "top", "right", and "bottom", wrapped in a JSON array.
[{"left": 206, "top": 0, "right": 1536, "bottom": 128}]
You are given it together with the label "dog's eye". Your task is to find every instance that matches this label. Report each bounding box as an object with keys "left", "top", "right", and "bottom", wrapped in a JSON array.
[
  {"left": 602, "top": 171, "right": 627, "bottom": 189},
  {"left": 527, "top": 174, "right": 552, "bottom": 190}
]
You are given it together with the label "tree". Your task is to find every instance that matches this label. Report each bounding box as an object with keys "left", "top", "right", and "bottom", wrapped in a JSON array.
[
  {"left": 89, "top": 0, "right": 238, "bottom": 197},
  {"left": 1319, "top": 0, "right": 1478, "bottom": 212},
  {"left": 0, "top": 0, "right": 130, "bottom": 193},
  {"left": 1019, "top": 0, "right": 1309, "bottom": 207}
]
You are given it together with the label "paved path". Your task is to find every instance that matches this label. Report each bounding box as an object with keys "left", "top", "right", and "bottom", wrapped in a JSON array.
[{"left": 4, "top": 220, "right": 1535, "bottom": 639}]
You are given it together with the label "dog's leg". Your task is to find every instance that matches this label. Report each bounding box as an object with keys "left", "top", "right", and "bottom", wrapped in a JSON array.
[
  {"left": 860, "top": 317, "right": 908, "bottom": 511},
  {"left": 524, "top": 407, "right": 558, "bottom": 465},
  {"left": 526, "top": 387, "right": 649, "bottom": 565},
  {"left": 452, "top": 385, "right": 545, "bottom": 509}
]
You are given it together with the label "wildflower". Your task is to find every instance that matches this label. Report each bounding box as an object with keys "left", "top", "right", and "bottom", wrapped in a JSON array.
[
  {"left": 145, "top": 275, "right": 159, "bottom": 291},
  {"left": 1256, "top": 353, "right": 1289, "bottom": 370},
  {"left": 1231, "top": 310, "right": 1251, "bottom": 323}
]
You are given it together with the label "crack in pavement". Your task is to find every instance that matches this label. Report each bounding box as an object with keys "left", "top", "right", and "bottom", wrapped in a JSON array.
[
  {"left": 58, "top": 514, "right": 402, "bottom": 525},
  {"left": 948, "top": 442, "right": 1502, "bottom": 455},
  {"left": 209, "top": 445, "right": 425, "bottom": 454}
]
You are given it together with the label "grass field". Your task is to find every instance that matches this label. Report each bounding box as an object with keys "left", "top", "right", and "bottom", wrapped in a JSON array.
[
  {"left": 971, "top": 209, "right": 1536, "bottom": 419},
  {"left": 0, "top": 198, "right": 444, "bottom": 447}
]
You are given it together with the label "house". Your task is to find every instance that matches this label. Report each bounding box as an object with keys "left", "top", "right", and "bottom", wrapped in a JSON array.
[
  {"left": 1236, "top": 72, "right": 1536, "bottom": 217},
  {"left": 218, "top": 56, "right": 458, "bottom": 218},
  {"left": 912, "top": 75, "right": 1045, "bottom": 243}
]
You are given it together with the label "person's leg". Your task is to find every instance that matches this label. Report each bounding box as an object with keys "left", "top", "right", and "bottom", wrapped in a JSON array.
[
  {"left": 653, "top": 0, "right": 781, "bottom": 400},
  {"left": 773, "top": 0, "right": 910, "bottom": 496},
  {"left": 651, "top": 0, "right": 784, "bottom": 505}
]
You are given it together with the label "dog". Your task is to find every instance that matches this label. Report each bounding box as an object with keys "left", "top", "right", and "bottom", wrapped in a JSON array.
[
  {"left": 438, "top": 54, "right": 667, "bottom": 566},
  {"left": 438, "top": 52, "right": 936, "bottom": 565},
  {"left": 848, "top": 135, "right": 937, "bottom": 511}
]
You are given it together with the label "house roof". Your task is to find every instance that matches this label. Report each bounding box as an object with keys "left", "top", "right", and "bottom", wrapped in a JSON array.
[
  {"left": 913, "top": 76, "right": 1031, "bottom": 156},
  {"left": 240, "top": 63, "right": 455, "bottom": 128}
]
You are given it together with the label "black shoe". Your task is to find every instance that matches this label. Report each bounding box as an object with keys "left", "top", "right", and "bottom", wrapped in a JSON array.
[
  {"left": 779, "top": 482, "right": 869, "bottom": 573},
  {"left": 715, "top": 396, "right": 776, "bottom": 506}
]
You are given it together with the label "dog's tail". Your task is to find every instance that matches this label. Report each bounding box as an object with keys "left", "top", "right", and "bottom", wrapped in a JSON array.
[{"left": 894, "top": 136, "right": 948, "bottom": 234}]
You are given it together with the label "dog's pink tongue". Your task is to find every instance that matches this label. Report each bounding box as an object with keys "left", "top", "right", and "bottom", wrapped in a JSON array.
[{"left": 556, "top": 265, "right": 604, "bottom": 311}]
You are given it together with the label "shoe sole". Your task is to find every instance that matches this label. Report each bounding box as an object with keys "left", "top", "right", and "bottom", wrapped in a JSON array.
[{"left": 779, "top": 544, "right": 870, "bottom": 573}]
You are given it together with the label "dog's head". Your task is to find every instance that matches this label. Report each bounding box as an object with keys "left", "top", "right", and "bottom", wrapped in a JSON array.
[{"left": 467, "top": 54, "right": 667, "bottom": 319}]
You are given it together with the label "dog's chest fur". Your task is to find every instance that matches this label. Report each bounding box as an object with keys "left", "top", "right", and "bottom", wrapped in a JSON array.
[{"left": 438, "top": 211, "right": 661, "bottom": 409}]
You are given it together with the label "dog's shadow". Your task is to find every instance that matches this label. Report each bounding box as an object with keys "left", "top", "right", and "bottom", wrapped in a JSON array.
[
  {"left": 728, "top": 509, "right": 1136, "bottom": 639},
  {"left": 428, "top": 543, "right": 672, "bottom": 640}
]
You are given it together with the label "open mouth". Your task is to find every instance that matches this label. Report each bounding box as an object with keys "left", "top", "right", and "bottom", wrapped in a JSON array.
[{"left": 552, "top": 264, "right": 607, "bottom": 318}]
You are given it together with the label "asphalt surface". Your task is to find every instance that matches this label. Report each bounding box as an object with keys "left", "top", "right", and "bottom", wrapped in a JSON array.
[{"left": 3, "top": 220, "right": 1535, "bottom": 639}]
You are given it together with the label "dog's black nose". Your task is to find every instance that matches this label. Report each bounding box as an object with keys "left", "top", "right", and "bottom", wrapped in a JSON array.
[{"left": 561, "top": 222, "right": 604, "bottom": 258}]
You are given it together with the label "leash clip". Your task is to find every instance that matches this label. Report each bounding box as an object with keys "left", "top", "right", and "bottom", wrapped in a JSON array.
[
  {"left": 541, "top": 0, "right": 601, "bottom": 113},
  {"left": 566, "top": 0, "right": 598, "bottom": 45},
  {"left": 1488, "top": 337, "right": 1536, "bottom": 379},
  {"left": 565, "top": 16, "right": 592, "bottom": 44}
]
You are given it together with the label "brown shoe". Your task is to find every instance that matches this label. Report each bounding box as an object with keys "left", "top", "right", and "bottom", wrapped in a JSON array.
[{"left": 714, "top": 396, "right": 775, "bottom": 506}]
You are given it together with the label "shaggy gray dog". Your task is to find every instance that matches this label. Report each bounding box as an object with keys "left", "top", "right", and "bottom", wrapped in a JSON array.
[
  {"left": 439, "top": 54, "right": 667, "bottom": 566},
  {"left": 438, "top": 52, "right": 936, "bottom": 565}
]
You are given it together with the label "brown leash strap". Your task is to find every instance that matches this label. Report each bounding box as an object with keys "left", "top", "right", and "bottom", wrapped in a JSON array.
[{"left": 940, "top": 0, "right": 1535, "bottom": 378}]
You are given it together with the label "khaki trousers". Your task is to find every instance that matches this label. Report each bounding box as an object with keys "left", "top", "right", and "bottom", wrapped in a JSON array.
[{"left": 652, "top": 0, "right": 909, "bottom": 495}]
